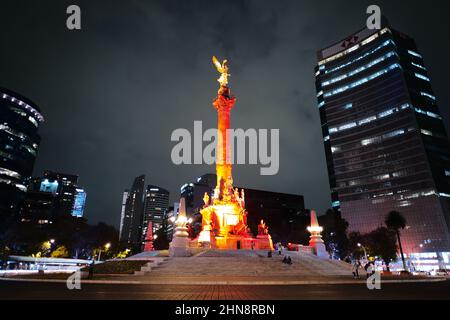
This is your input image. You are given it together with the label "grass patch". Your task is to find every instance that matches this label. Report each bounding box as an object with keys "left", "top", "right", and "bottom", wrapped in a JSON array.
[
  {"left": 9, "top": 273, "right": 72, "bottom": 280},
  {"left": 81, "top": 260, "right": 149, "bottom": 275}
]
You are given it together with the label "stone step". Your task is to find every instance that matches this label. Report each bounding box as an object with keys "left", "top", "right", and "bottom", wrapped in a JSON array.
[{"left": 130, "top": 250, "right": 352, "bottom": 278}]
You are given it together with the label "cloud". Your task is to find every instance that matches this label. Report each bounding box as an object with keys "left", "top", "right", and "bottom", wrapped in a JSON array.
[{"left": 1, "top": 0, "right": 450, "bottom": 226}]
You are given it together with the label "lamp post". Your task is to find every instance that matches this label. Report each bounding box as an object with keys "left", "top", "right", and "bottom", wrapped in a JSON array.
[
  {"left": 410, "top": 243, "right": 424, "bottom": 272},
  {"left": 357, "top": 243, "right": 368, "bottom": 263},
  {"left": 97, "top": 243, "right": 111, "bottom": 262}
]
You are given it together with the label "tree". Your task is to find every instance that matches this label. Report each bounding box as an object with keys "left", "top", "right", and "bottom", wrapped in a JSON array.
[
  {"left": 385, "top": 211, "right": 408, "bottom": 271},
  {"left": 0, "top": 244, "right": 10, "bottom": 265},
  {"left": 320, "top": 208, "right": 349, "bottom": 259},
  {"left": 153, "top": 219, "right": 170, "bottom": 250},
  {"left": 367, "top": 227, "right": 398, "bottom": 272},
  {"left": 347, "top": 232, "right": 366, "bottom": 261},
  {"left": 51, "top": 245, "right": 70, "bottom": 258},
  {"left": 80, "top": 222, "right": 119, "bottom": 260}
]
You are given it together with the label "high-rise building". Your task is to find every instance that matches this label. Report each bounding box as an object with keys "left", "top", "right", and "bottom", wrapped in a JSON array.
[
  {"left": 0, "top": 88, "right": 44, "bottom": 229},
  {"left": 119, "top": 190, "right": 129, "bottom": 240},
  {"left": 142, "top": 185, "right": 170, "bottom": 240},
  {"left": 41, "top": 171, "right": 82, "bottom": 217},
  {"left": 166, "top": 203, "right": 179, "bottom": 242},
  {"left": 119, "top": 175, "right": 145, "bottom": 250},
  {"left": 20, "top": 170, "right": 87, "bottom": 224},
  {"left": 315, "top": 20, "right": 450, "bottom": 262},
  {"left": 181, "top": 173, "right": 216, "bottom": 216}
]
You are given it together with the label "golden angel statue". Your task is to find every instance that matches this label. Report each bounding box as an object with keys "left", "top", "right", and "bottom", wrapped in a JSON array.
[{"left": 212, "top": 56, "right": 230, "bottom": 87}]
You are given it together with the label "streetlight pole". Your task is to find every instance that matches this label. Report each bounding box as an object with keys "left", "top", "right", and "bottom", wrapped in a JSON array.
[
  {"left": 97, "top": 243, "right": 111, "bottom": 262},
  {"left": 357, "top": 243, "right": 368, "bottom": 262}
]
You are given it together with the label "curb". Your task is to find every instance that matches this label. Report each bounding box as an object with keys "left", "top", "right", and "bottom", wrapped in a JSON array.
[{"left": 0, "top": 276, "right": 446, "bottom": 286}]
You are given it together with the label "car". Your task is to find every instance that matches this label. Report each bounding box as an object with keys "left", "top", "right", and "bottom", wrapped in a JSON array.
[{"left": 435, "top": 269, "right": 449, "bottom": 276}]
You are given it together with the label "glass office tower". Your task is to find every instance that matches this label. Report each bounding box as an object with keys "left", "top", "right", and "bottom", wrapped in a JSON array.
[
  {"left": 315, "top": 21, "right": 450, "bottom": 265},
  {"left": 142, "top": 185, "right": 169, "bottom": 241},
  {"left": 119, "top": 175, "right": 145, "bottom": 251},
  {"left": 0, "top": 87, "right": 44, "bottom": 230}
]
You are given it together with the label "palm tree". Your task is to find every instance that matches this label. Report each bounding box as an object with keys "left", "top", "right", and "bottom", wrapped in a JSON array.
[{"left": 385, "top": 211, "right": 408, "bottom": 272}]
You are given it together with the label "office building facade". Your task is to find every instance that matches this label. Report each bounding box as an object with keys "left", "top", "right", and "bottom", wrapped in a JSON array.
[
  {"left": 315, "top": 21, "right": 450, "bottom": 264},
  {"left": 0, "top": 88, "right": 44, "bottom": 230},
  {"left": 20, "top": 170, "right": 87, "bottom": 225},
  {"left": 118, "top": 175, "right": 145, "bottom": 250},
  {"left": 142, "top": 185, "right": 170, "bottom": 241}
]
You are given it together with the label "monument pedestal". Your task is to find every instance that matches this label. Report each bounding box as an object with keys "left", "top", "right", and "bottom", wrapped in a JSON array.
[
  {"left": 256, "top": 235, "right": 274, "bottom": 250},
  {"left": 169, "top": 235, "right": 191, "bottom": 257},
  {"left": 169, "top": 202, "right": 192, "bottom": 257},
  {"left": 309, "top": 236, "right": 328, "bottom": 259},
  {"left": 308, "top": 210, "right": 329, "bottom": 259}
]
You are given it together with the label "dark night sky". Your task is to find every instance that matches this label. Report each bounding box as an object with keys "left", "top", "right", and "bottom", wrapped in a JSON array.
[{"left": 1, "top": 0, "right": 450, "bottom": 228}]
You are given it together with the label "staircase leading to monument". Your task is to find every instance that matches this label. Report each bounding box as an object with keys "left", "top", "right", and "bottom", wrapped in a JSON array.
[{"left": 146, "top": 250, "right": 352, "bottom": 277}]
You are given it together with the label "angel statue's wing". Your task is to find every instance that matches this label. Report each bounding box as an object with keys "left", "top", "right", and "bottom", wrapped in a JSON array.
[{"left": 212, "top": 56, "right": 224, "bottom": 73}]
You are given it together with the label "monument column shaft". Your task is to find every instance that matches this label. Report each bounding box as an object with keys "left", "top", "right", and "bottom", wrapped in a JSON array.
[{"left": 216, "top": 108, "right": 232, "bottom": 186}]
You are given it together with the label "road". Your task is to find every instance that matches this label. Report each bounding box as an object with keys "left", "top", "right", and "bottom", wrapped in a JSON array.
[{"left": 1, "top": 279, "right": 450, "bottom": 300}]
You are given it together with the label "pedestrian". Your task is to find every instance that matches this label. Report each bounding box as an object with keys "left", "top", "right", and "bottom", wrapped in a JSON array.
[
  {"left": 251, "top": 241, "right": 255, "bottom": 250},
  {"left": 364, "top": 261, "right": 375, "bottom": 279},
  {"left": 352, "top": 260, "right": 361, "bottom": 279},
  {"left": 287, "top": 256, "right": 293, "bottom": 265},
  {"left": 278, "top": 243, "right": 282, "bottom": 255},
  {"left": 88, "top": 260, "right": 95, "bottom": 280}
]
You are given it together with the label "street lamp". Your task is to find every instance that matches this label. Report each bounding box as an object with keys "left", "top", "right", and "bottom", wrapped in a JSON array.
[
  {"left": 97, "top": 243, "right": 111, "bottom": 262},
  {"left": 410, "top": 243, "right": 424, "bottom": 272},
  {"left": 357, "top": 243, "right": 368, "bottom": 262}
]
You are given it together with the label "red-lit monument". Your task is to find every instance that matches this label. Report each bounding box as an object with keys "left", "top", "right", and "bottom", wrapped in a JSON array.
[{"left": 192, "top": 56, "right": 273, "bottom": 250}]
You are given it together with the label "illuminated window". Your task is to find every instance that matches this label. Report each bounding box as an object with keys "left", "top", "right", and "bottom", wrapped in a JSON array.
[
  {"left": 412, "top": 62, "right": 426, "bottom": 70},
  {"left": 358, "top": 116, "right": 377, "bottom": 126},
  {"left": 324, "top": 64, "right": 401, "bottom": 98},
  {"left": 332, "top": 201, "right": 341, "bottom": 208},
  {"left": 421, "top": 92, "right": 436, "bottom": 101},
  {"left": 329, "top": 103, "right": 411, "bottom": 135},
  {"left": 331, "top": 146, "right": 340, "bottom": 153},
  {"left": 324, "top": 39, "right": 394, "bottom": 75},
  {"left": 322, "top": 51, "right": 396, "bottom": 87},
  {"left": 414, "top": 108, "right": 442, "bottom": 120},
  {"left": 415, "top": 73, "right": 430, "bottom": 82},
  {"left": 408, "top": 50, "right": 422, "bottom": 58},
  {"left": 338, "top": 122, "right": 357, "bottom": 131},
  {"left": 0, "top": 167, "right": 21, "bottom": 179},
  {"left": 421, "top": 129, "right": 433, "bottom": 136}
]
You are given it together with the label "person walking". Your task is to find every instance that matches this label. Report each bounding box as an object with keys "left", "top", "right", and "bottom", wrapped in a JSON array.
[
  {"left": 88, "top": 260, "right": 95, "bottom": 280},
  {"left": 352, "top": 260, "right": 361, "bottom": 279}
]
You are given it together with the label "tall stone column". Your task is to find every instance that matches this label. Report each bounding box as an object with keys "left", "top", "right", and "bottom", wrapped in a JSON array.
[{"left": 213, "top": 86, "right": 236, "bottom": 199}]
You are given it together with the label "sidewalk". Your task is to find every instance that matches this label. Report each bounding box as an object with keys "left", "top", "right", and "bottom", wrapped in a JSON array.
[{"left": 1, "top": 273, "right": 445, "bottom": 286}]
